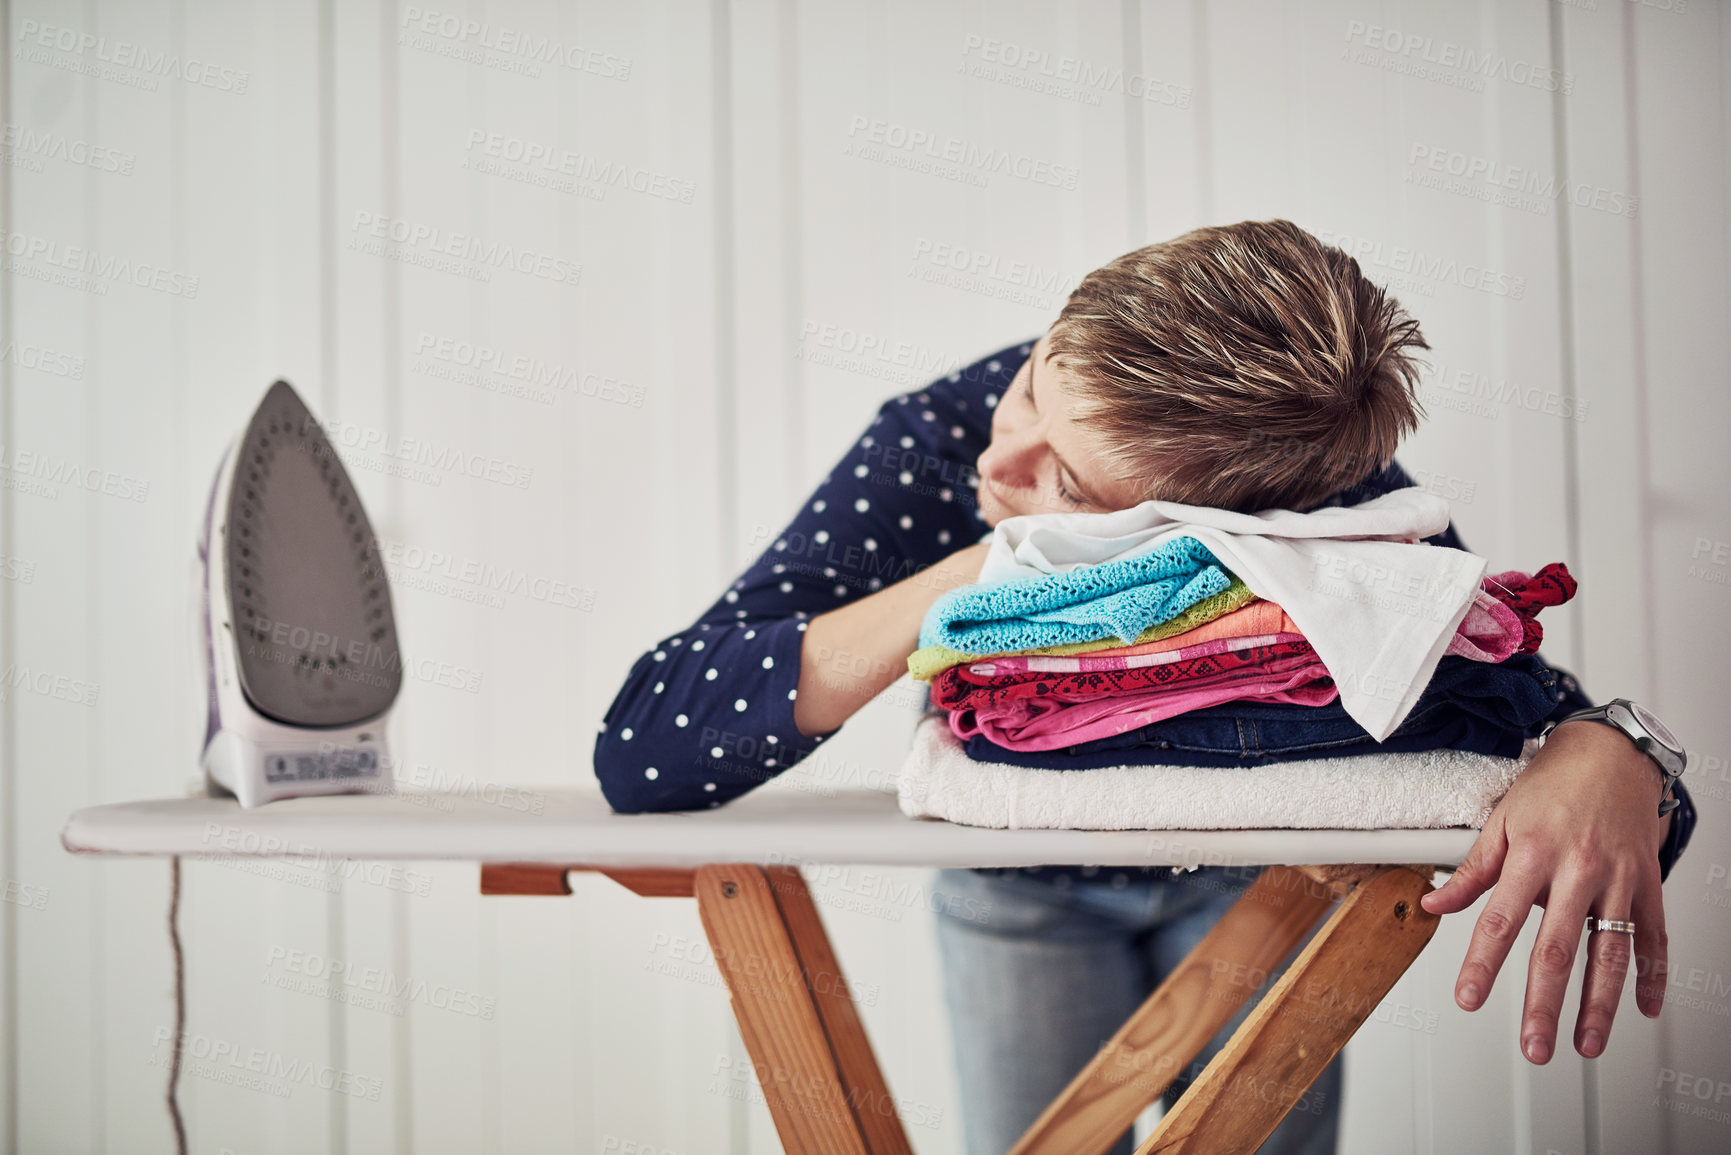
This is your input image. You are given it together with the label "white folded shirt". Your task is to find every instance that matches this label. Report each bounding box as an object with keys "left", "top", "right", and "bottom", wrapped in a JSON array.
[
  {"left": 897, "top": 713, "right": 1533, "bottom": 831},
  {"left": 979, "top": 487, "right": 1486, "bottom": 741}
]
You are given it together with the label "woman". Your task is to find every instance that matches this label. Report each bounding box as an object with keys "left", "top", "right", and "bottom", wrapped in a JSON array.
[{"left": 594, "top": 221, "right": 1693, "bottom": 1154}]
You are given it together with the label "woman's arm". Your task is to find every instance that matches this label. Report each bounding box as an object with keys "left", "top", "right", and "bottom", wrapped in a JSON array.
[
  {"left": 591, "top": 340, "right": 1035, "bottom": 813},
  {"left": 792, "top": 541, "right": 988, "bottom": 736}
]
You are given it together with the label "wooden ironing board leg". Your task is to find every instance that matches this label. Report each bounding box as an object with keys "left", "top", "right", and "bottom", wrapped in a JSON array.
[
  {"left": 692, "top": 864, "right": 915, "bottom": 1155},
  {"left": 1135, "top": 864, "right": 1440, "bottom": 1155},
  {"left": 1008, "top": 865, "right": 1340, "bottom": 1155},
  {"left": 479, "top": 861, "right": 912, "bottom": 1155}
]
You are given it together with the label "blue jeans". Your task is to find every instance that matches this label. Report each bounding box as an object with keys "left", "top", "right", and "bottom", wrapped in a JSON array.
[
  {"left": 930, "top": 865, "right": 1342, "bottom": 1155},
  {"left": 962, "top": 653, "right": 1578, "bottom": 770}
]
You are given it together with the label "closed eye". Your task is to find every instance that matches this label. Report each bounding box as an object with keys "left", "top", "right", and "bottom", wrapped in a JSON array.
[{"left": 1027, "top": 354, "right": 1089, "bottom": 508}]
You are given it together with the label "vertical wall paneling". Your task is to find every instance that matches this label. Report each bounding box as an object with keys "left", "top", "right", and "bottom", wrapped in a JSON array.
[
  {"left": 1552, "top": 4, "right": 1660, "bottom": 1154},
  {"left": 0, "top": 2, "right": 1726, "bottom": 1152},
  {"left": 196, "top": 3, "right": 337, "bottom": 1152},
  {"left": 315, "top": 3, "right": 350, "bottom": 1151},
  {"left": 330, "top": 1, "right": 406, "bottom": 1152},
  {"left": 1625, "top": 3, "right": 1731, "bottom": 1154},
  {"left": 12, "top": 0, "right": 97, "bottom": 1145},
  {"left": 92, "top": 0, "right": 185, "bottom": 1146},
  {"left": 1545, "top": 4, "right": 1600, "bottom": 1152},
  {"left": 1120, "top": 0, "right": 1146, "bottom": 246},
  {"left": 0, "top": 0, "right": 15, "bottom": 1144}
]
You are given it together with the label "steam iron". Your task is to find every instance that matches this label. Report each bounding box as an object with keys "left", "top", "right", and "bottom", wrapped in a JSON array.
[{"left": 197, "top": 381, "right": 401, "bottom": 807}]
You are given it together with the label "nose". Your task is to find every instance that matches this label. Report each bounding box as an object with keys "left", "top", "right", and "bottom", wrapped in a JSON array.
[{"left": 977, "top": 419, "right": 1043, "bottom": 495}]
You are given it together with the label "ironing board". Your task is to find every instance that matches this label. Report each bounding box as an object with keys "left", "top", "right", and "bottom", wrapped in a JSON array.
[{"left": 62, "top": 786, "right": 1469, "bottom": 1154}]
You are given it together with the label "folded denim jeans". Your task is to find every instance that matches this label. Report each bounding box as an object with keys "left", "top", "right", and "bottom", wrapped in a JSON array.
[{"left": 961, "top": 653, "right": 1572, "bottom": 769}]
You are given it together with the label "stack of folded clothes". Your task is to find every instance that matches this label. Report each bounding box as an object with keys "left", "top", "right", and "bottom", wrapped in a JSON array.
[{"left": 897, "top": 488, "right": 1579, "bottom": 831}]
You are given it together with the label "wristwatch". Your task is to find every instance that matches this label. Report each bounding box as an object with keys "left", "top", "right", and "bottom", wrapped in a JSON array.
[{"left": 1540, "top": 698, "right": 1687, "bottom": 816}]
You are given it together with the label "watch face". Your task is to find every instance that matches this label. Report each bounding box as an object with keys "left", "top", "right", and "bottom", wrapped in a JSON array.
[{"left": 1629, "top": 702, "right": 1681, "bottom": 751}]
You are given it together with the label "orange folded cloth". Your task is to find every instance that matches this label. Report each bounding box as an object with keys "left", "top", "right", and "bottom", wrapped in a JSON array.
[{"left": 1094, "top": 598, "right": 1299, "bottom": 659}]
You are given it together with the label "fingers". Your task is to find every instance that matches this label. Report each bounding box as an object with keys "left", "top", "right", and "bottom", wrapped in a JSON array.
[
  {"left": 1452, "top": 847, "right": 1544, "bottom": 1017},
  {"left": 1518, "top": 866, "right": 1599, "bottom": 1064},
  {"left": 1423, "top": 818, "right": 1509, "bottom": 916},
  {"left": 1572, "top": 869, "right": 1643, "bottom": 1059},
  {"left": 1631, "top": 865, "right": 1670, "bottom": 1019}
]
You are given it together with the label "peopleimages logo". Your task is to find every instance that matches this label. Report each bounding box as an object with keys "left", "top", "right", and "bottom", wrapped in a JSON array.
[
  {"left": 0, "top": 664, "right": 100, "bottom": 708},
  {"left": 397, "top": 8, "right": 632, "bottom": 79},
  {"left": 796, "top": 321, "right": 965, "bottom": 376},
  {"left": 1407, "top": 144, "right": 1638, "bottom": 219},
  {"left": 0, "top": 123, "right": 135, "bottom": 174},
  {"left": 0, "top": 878, "right": 49, "bottom": 911},
  {"left": 463, "top": 130, "right": 695, "bottom": 204},
  {"left": 14, "top": 19, "right": 250, "bottom": 93},
  {"left": 412, "top": 332, "right": 645, "bottom": 408},
  {"left": 0, "top": 339, "right": 85, "bottom": 380},
  {"left": 1342, "top": 20, "right": 1572, "bottom": 94},
  {"left": 843, "top": 115, "right": 1080, "bottom": 190},
  {"left": 907, "top": 237, "right": 1081, "bottom": 310},
  {"left": 263, "top": 945, "right": 497, "bottom": 1020},
  {"left": 375, "top": 537, "right": 598, "bottom": 612},
  {"left": 310, "top": 416, "right": 534, "bottom": 490},
  {"left": 0, "top": 445, "right": 150, "bottom": 502},
  {"left": 149, "top": 1027, "right": 382, "bottom": 1100},
  {"left": 347, "top": 211, "right": 581, "bottom": 287},
  {"left": 1420, "top": 359, "right": 1589, "bottom": 423},
  {"left": 1314, "top": 229, "right": 1526, "bottom": 301},
  {"left": 957, "top": 34, "right": 1191, "bottom": 108},
  {"left": 0, "top": 228, "right": 200, "bottom": 298}
]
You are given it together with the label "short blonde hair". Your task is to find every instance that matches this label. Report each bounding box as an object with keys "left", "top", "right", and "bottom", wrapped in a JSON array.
[{"left": 1045, "top": 219, "right": 1428, "bottom": 512}]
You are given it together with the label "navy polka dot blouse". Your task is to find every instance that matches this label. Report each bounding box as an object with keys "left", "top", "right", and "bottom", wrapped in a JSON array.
[
  {"left": 593, "top": 338, "right": 1027, "bottom": 817},
  {"left": 592, "top": 336, "right": 1694, "bottom": 884}
]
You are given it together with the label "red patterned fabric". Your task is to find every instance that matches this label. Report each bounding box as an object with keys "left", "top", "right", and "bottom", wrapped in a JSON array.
[
  {"left": 930, "top": 639, "right": 1324, "bottom": 711},
  {"left": 1485, "top": 562, "right": 1577, "bottom": 654}
]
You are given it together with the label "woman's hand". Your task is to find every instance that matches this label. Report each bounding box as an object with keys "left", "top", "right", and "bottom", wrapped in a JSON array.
[{"left": 1420, "top": 720, "right": 1674, "bottom": 1064}]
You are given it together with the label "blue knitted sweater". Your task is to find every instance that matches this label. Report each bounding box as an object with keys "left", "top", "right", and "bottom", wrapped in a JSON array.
[{"left": 919, "top": 537, "right": 1231, "bottom": 652}]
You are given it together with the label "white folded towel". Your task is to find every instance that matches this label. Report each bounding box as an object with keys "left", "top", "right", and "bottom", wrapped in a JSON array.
[{"left": 896, "top": 714, "right": 1533, "bottom": 831}]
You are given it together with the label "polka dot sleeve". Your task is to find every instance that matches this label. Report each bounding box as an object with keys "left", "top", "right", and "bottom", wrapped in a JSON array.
[{"left": 591, "top": 339, "right": 1038, "bottom": 812}]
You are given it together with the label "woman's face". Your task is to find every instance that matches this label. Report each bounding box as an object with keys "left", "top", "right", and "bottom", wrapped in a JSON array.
[{"left": 974, "top": 332, "right": 1147, "bottom": 527}]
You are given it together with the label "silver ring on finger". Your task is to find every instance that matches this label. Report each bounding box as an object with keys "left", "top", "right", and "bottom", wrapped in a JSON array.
[{"left": 1586, "top": 916, "right": 1636, "bottom": 936}]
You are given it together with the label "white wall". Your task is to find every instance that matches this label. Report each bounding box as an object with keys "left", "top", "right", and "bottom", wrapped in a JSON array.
[{"left": 2, "top": 1, "right": 1728, "bottom": 1152}]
